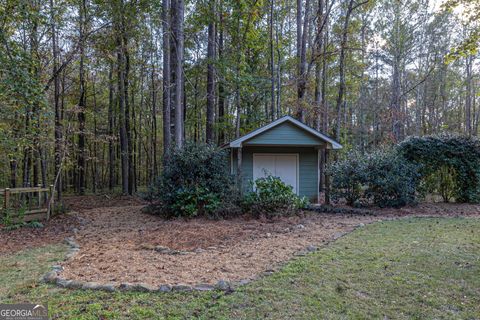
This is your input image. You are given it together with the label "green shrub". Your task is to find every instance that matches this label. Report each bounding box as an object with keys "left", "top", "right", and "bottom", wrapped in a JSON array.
[
  {"left": 329, "top": 149, "right": 420, "bottom": 207},
  {"left": 397, "top": 134, "right": 480, "bottom": 203},
  {"left": 242, "top": 175, "right": 309, "bottom": 218},
  {"left": 146, "top": 143, "right": 239, "bottom": 218},
  {"left": 328, "top": 151, "right": 367, "bottom": 205},
  {"left": 363, "top": 150, "right": 420, "bottom": 207},
  {"left": 422, "top": 165, "right": 458, "bottom": 202}
]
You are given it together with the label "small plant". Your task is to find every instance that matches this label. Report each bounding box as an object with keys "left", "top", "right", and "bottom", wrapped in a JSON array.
[
  {"left": 53, "top": 202, "right": 70, "bottom": 216},
  {"left": 422, "top": 165, "right": 458, "bottom": 202},
  {"left": 242, "top": 175, "right": 309, "bottom": 218},
  {"left": 167, "top": 186, "right": 222, "bottom": 218},
  {"left": 1, "top": 206, "right": 27, "bottom": 230},
  {"left": 1, "top": 208, "right": 14, "bottom": 227},
  {"left": 26, "top": 220, "right": 44, "bottom": 228}
]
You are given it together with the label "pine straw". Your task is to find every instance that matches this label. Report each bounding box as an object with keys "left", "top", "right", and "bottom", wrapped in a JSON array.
[
  {"left": 59, "top": 202, "right": 480, "bottom": 286},
  {"left": 3, "top": 197, "right": 480, "bottom": 286}
]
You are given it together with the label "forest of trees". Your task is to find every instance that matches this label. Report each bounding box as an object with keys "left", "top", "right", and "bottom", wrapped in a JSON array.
[{"left": 0, "top": 0, "right": 478, "bottom": 197}]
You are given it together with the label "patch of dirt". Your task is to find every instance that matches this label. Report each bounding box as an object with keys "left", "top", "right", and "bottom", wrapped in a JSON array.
[
  {"left": 0, "top": 213, "right": 81, "bottom": 255},
  {"left": 0, "top": 195, "right": 145, "bottom": 255},
  {"left": 63, "top": 194, "right": 147, "bottom": 212},
  {"left": 59, "top": 202, "right": 480, "bottom": 287}
]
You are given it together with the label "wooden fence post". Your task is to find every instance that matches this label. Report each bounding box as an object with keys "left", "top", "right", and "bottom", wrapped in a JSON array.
[
  {"left": 37, "top": 184, "right": 42, "bottom": 207},
  {"left": 4, "top": 188, "right": 10, "bottom": 210},
  {"left": 47, "top": 185, "right": 54, "bottom": 221}
]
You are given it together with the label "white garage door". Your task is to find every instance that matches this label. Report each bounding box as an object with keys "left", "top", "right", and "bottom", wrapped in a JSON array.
[{"left": 253, "top": 154, "right": 298, "bottom": 194}]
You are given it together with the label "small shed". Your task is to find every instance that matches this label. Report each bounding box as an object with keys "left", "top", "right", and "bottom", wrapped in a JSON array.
[{"left": 228, "top": 115, "right": 342, "bottom": 203}]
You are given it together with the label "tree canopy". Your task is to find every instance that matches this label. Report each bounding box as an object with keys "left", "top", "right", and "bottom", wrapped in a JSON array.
[{"left": 0, "top": 0, "right": 479, "bottom": 196}]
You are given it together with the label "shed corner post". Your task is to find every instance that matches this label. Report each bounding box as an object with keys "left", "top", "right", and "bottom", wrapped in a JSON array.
[
  {"left": 236, "top": 146, "right": 243, "bottom": 195},
  {"left": 324, "top": 148, "right": 330, "bottom": 205}
]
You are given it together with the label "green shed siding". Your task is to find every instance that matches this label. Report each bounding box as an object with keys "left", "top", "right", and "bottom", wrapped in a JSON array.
[
  {"left": 232, "top": 146, "right": 319, "bottom": 201},
  {"left": 244, "top": 122, "right": 325, "bottom": 146}
]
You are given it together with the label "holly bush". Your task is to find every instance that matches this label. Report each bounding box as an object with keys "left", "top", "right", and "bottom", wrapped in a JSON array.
[
  {"left": 145, "top": 143, "right": 239, "bottom": 218},
  {"left": 363, "top": 150, "right": 421, "bottom": 207},
  {"left": 397, "top": 134, "right": 480, "bottom": 203},
  {"left": 329, "top": 149, "right": 420, "bottom": 207},
  {"left": 328, "top": 151, "right": 368, "bottom": 206}
]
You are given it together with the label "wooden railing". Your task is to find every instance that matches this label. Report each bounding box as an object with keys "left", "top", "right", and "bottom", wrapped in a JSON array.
[{"left": 0, "top": 185, "right": 54, "bottom": 223}]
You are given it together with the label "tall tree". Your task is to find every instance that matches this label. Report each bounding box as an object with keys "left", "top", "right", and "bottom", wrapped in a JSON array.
[
  {"left": 77, "top": 0, "right": 87, "bottom": 194},
  {"left": 206, "top": 0, "right": 216, "bottom": 143},
  {"left": 335, "top": 0, "right": 369, "bottom": 140},
  {"left": 50, "top": 0, "right": 63, "bottom": 200},
  {"left": 162, "top": 0, "right": 172, "bottom": 154},
  {"left": 296, "top": 0, "right": 311, "bottom": 122},
  {"left": 113, "top": 0, "right": 130, "bottom": 194},
  {"left": 172, "top": 0, "right": 185, "bottom": 147},
  {"left": 217, "top": 1, "right": 225, "bottom": 144},
  {"left": 269, "top": 0, "right": 275, "bottom": 121}
]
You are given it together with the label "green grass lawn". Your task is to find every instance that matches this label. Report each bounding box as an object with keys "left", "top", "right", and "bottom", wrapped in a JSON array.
[{"left": 1, "top": 217, "right": 479, "bottom": 319}]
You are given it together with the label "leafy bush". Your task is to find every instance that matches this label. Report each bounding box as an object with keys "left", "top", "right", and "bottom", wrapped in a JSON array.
[
  {"left": 328, "top": 151, "right": 368, "bottom": 205},
  {"left": 422, "top": 165, "right": 458, "bottom": 202},
  {"left": 146, "top": 143, "right": 239, "bottom": 218},
  {"left": 397, "top": 134, "right": 480, "bottom": 203},
  {"left": 242, "top": 175, "right": 309, "bottom": 218},
  {"left": 363, "top": 150, "right": 420, "bottom": 207},
  {"left": 329, "top": 149, "right": 420, "bottom": 207}
]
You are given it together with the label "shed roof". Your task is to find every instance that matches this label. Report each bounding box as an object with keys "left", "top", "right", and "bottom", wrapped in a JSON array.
[{"left": 229, "top": 115, "right": 342, "bottom": 149}]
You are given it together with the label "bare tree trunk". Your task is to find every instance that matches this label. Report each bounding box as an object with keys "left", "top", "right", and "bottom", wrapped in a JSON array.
[
  {"left": 235, "top": 13, "right": 241, "bottom": 138},
  {"left": 390, "top": 1, "right": 404, "bottom": 142},
  {"left": 162, "top": 0, "right": 172, "bottom": 154},
  {"left": 115, "top": 0, "right": 129, "bottom": 195},
  {"left": 269, "top": 0, "right": 275, "bottom": 121},
  {"left": 217, "top": 2, "right": 225, "bottom": 144},
  {"left": 465, "top": 55, "right": 473, "bottom": 136},
  {"left": 206, "top": 0, "right": 216, "bottom": 143},
  {"left": 296, "top": 0, "right": 310, "bottom": 122},
  {"left": 151, "top": 57, "right": 158, "bottom": 177},
  {"left": 314, "top": 0, "right": 325, "bottom": 130},
  {"left": 335, "top": 0, "right": 354, "bottom": 141},
  {"left": 138, "top": 57, "right": 146, "bottom": 184},
  {"left": 172, "top": 0, "right": 185, "bottom": 148},
  {"left": 50, "top": 0, "right": 63, "bottom": 200},
  {"left": 391, "top": 57, "right": 402, "bottom": 141},
  {"left": 123, "top": 34, "right": 134, "bottom": 195},
  {"left": 473, "top": 76, "right": 479, "bottom": 136},
  {"left": 92, "top": 76, "right": 98, "bottom": 193},
  {"left": 275, "top": 12, "right": 283, "bottom": 118},
  {"left": 131, "top": 63, "right": 137, "bottom": 192},
  {"left": 77, "top": 0, "right": 87, "bottom": 195},
  {"left": 30, "top": 6, "right": 41, "bottom": 189},
  {"left": 108, "top": 62, "right": 115, "bottom": 190}
]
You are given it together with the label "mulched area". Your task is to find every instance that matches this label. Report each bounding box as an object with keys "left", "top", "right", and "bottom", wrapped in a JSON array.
[
  {"left": 2, "top": 197, "right": 480, "bottom": 286},
  {"left": 0, "top": 195, "right": 145, "bottom": 255}
]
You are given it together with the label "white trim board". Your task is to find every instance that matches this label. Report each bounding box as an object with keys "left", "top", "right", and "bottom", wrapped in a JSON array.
[{"left": 229, "top": 115, "right": 342, "bottom": 149}]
